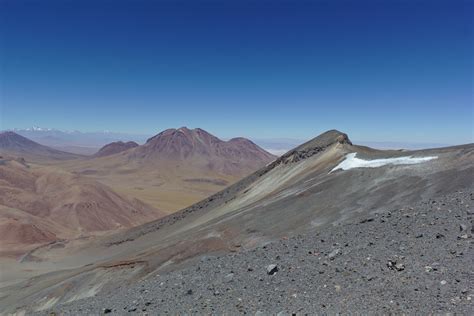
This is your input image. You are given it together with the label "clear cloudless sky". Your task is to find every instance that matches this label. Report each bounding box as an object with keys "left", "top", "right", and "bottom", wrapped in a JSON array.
[{"left": 0, "top": 0, "right": 472, "bottom": 144}]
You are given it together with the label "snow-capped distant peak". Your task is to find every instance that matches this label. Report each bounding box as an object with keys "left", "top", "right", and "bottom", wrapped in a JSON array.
[{"left": 24, "top": 126, "right": 54, "bottom": 132}]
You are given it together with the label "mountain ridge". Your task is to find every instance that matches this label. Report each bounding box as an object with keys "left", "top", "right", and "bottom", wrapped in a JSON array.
[{"left": 0, "top": 131, "right": 82, "bottom": 161}]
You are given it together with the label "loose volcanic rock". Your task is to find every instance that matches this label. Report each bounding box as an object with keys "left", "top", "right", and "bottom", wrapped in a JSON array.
[
  {"left": 266, "top": 264, "right": 279, "bottom": 275},
  {"left": 40, "top": 190, "right": 474, "bottom": 315}
]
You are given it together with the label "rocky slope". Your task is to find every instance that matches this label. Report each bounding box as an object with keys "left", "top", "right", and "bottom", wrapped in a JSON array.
[
  {"left": 44, "top": 189, "right": 474, "bottom": 314},
  {"left": 93, "top": 141, "right": 139, "bottom": 157}
]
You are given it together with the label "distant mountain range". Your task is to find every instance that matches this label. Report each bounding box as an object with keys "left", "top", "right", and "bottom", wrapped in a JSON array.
[
  {"left": 10, "top": 127, "right": 150, "bottom": 155},
  {"left": 0, "top": 127, "right": 275, "bottom": 255},
  {"left": 9, "top": 127, "right": 454, "bottom": 156},
  {"left": 0, "top": 128, "right": 276, "bottom": 219}
]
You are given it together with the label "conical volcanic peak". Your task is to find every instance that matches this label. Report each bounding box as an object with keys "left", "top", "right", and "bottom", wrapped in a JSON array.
[
  {"left": 137, "top": 127, "right": 275, "bottom": 162},
  {"left": 0, "top": 131, "right": 80, "bottom": 161},
  {"left": 0, "top": 131, "right": 42, "bottom": 149}
]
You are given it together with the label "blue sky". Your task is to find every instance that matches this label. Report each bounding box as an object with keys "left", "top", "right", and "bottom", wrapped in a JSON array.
[{"left": 1, "top": 0, "right": 472, "bottom": 144}]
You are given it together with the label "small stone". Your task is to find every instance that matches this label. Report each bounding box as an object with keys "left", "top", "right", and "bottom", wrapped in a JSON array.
[
  {"left": 103, "top": 308, "right": 112, "bottom": 314},
  {"left": 186, "top": 289, "right": 193, "bottom": 295},
  {"left": 328, "top": 248, "right": 341, "bottom": 260},
  {"left": 440, "top": 280, "right": 447, "bottom": 285},
  {"left": 395, "top": 263, "right": 405, "bottom": 271},
  {"left": 266, "top": 264, "right": 279, "bottom": 275},
  {"left": 366, "top": 275, "right": 376, "bottom": 281},
  {"left": 460, "top": 224, "right": 468, "bottom": 232},
  {"left": 451, "top": 296, "right": 461, "bottom": 304},
  {"left": 224, "top": 273, "right": 234, "bottom": 283}
]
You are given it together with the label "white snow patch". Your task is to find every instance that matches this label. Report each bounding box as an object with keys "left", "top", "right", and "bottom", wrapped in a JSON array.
[{"left": 331, "top": 153, "right": 437, "bottom": 172}]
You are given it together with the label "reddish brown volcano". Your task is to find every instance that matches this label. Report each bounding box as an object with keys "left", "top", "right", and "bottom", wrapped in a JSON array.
[
  {"left": 94, "top": 141, "right": 139, "bottom": 157},
  {"left": 60, "top": 127, "right": 276, "bottom": 213},
  {"left": 128, "top": 127, "right": 275, "bottom": 174}
]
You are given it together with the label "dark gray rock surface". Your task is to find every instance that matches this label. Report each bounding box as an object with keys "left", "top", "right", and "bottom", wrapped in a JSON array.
[{"left": 43, "top": 189, "right": 473, "bottom": 315}]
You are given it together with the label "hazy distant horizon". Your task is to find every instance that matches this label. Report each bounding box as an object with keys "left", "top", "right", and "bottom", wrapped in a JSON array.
[
  {"left": 6, "top": 125, "right": 461, "bottom": 156},
  {"left": 1, "top": 0, "right": 473, "bottom": 145}
]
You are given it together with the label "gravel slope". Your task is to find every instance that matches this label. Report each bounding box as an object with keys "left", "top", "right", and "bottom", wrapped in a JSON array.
[{"left": 45, "top": 189, "right": 473, "bottom": 315}]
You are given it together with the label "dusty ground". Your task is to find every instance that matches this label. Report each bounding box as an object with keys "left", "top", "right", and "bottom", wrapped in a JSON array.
[{"left": 68, "top": 166, "right": 238, "bottom": 213}]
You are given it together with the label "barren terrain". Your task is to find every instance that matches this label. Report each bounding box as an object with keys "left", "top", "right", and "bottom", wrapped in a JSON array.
[{"left": 1, "top": 130, "right": 472, "bottom": 314}]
